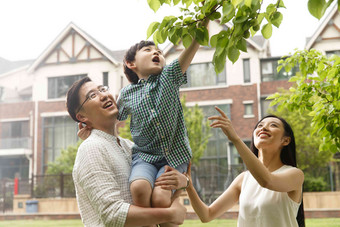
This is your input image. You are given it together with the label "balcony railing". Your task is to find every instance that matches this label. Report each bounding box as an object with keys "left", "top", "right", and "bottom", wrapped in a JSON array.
[{"left": 0, "top": 137, "right": 31, "bottom": 149}]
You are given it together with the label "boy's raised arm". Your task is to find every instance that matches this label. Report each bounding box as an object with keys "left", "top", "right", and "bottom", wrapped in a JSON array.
[{"left": 178, "top": 19, "right": 209, "bottom": 74}]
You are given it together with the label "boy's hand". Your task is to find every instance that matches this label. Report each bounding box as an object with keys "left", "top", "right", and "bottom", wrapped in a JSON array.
[
  {"left": 155, "top": 165, "right": 188, "bottom": 190},
  {"left": 77, "top": 122, "right": 92, "bottom": 140}
]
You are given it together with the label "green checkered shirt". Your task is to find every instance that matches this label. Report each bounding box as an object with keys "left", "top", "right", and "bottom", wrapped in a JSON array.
[{"left": 117, "top": 59, "right": 192, "bottom": 168}]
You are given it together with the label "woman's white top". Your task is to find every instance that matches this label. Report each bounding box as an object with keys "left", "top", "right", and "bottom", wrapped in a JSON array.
[{"left": 238, "top": 165, "right": 301, "bottom": 227}]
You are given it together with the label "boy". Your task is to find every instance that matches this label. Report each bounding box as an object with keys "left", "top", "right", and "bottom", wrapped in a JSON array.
[{"left": 118, "top": 26, "right": 207, "bottom": 226}]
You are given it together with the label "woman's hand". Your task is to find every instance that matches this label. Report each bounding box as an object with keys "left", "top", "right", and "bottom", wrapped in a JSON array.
[
  {"left": 155, "top": 164, "right": 190, "bottom": 190},
  {"left": 208, "top": 106, "right": 240, "bottom": 143},
  {"left": 77, "top": 122, "right": 92, "bottom": 140}
]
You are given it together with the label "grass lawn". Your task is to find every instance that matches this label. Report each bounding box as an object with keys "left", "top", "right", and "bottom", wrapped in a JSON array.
[{"left": 0, "top": 218, "right": 339, "bottom": 226}]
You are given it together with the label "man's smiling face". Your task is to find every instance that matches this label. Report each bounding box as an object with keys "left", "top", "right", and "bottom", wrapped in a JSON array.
[{"left": 76, "top": 81, "right": 118, "bottom": 129}]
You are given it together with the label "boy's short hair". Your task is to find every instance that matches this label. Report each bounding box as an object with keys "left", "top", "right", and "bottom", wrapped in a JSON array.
[
  {"left": 66, "top": 76, "right": 92, "bottom": 122},
  {"left": 123, "top": 40, "right": 155, "bottom": 84}
]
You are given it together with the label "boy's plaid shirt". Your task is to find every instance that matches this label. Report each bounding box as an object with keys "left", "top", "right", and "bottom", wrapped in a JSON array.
[{"left": 117, "top": 59, "right": 192, "bottom": 168}]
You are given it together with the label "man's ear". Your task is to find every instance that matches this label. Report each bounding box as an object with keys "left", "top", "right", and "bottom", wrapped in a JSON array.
[
  {"left": 125, "top": 60, "right": 136, "bottom": 70},
  {"left": 76, "top": 113, "right": 87, "bottom": 124}
]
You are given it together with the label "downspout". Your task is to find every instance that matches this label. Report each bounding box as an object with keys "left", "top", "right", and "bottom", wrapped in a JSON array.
[
  {"left": 33, "top": 100, "right": 38, "bottom": 175},
  {"left": 26, "top": 110, "right": 33, "bottom": 177}
]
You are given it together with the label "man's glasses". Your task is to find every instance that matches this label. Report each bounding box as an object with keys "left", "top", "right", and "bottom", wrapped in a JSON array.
[{"left": 76, "top": 86, "right": 109, "bottom": 113}]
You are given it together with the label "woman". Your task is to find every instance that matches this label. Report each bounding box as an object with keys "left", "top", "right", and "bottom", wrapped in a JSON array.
[{"left": 156, "top": 106, "right": 305, "bottom": 227}]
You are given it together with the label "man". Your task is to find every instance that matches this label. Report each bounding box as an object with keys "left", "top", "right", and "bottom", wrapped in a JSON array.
[{"left": 66, "top": 76, "right": 187, "bottom": 227}]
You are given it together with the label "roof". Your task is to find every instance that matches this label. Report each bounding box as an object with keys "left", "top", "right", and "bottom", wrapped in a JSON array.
[
  {"left": 28, "top": 22, "right": 121, "bottom": 73},
  {"left": 305, "top": 4, "right": 339, "bottom": 50},
  {"left": 110, "top": 50, "right": 127, "bottom": 63},
  {"left": 0, "top": 57, "right": 33, "bottom": 75}
]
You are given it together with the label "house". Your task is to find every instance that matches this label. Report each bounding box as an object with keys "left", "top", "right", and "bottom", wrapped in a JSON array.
[
  {"left": 0, "top": 5, "right": 339, "bottom": 201},
  {"left": 0, "top": 22, "right": 128, "bottom": 180}
]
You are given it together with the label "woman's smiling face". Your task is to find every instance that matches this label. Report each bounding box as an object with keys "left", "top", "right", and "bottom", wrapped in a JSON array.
[{"left": 253, "top": 117, "right": 289, "bottom": 150}]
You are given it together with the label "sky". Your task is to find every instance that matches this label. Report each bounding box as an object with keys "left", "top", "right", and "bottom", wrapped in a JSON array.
[{"left": 0, "top": 0, "right": 329, "bottom": 62}]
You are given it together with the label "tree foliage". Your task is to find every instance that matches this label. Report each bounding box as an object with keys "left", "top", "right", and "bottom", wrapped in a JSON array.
[
  {"left": 269, "top": 107, "right": 334, "bottom": 191},
  {"left": 268, "top": 50, "right": 340, "bottom": 153},
  {"left": 46, "top": 141, "right": 82, "bottom": 174},
  {"left": 146, "top": 0, "right": 339, "bottom": 73},
  {"left": 269, "top": 106, "right": 333, "bottom": 174},
  {"left": 118, "top": 96, "right": 211, "bottom": 165},
  {"left": 147, "top": 0, "right": 285, "bottom": 73},
  {"left": 308, "top": 0, "right": 340, "bottom": 19},
  {"left": 181, "top": 96, "right": 211, "bottom": 165}
]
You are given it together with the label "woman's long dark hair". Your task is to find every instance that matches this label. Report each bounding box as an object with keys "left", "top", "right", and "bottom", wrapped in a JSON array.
[{"left": 250, "top": 115, "right": 305, "bottom": 227}]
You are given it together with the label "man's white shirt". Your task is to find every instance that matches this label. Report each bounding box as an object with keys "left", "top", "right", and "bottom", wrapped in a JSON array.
[{"left": 73, "top": 129, "right": 133, "bottom": 226}]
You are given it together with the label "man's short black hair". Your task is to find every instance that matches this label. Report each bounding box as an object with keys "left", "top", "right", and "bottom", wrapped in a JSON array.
[
  {"left": 66, "top": 76, "right": 92, "bottom": 122},
  {"left": 123, "top": 40, "right": 155, "bottom": 84}
]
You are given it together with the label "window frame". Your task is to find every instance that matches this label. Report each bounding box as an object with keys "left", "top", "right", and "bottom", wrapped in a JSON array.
[
  {"left": 181, "top": 62, "right": 226, "bottom": 89},
  {"left": 243, "top": 58, "right": 251, "bottom": 83},
  {"left": 47, "top": 74, "right": 86, "bottom": 99}
]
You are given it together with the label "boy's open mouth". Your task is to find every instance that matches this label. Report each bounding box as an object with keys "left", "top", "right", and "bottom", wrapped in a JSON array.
[{"left": 152, "top": 56, "right": 160, "bottom": 63}]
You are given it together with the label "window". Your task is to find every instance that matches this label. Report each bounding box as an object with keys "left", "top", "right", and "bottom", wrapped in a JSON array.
[
  {"left": 244, "top": 103, "right": 253, "bottom": 117},
  {"left": 42, "top": 116, "right": 78, "bottom": 172},
  {"left": 0, "top": 86, "right": 3, "bottom": 102},
  {"left": 326, "top": 50, "right": 340, "bottom": 57},
  {"left": 0, "top": 121, "right": 29, "bottom": 149},
  {"left": 103, "top": 72, "right": 108, "bottom": 86},
  {"left": 195, "top": 104, "right": 230, "bottom": 193},
  {"left": 0, "top": 157, "right": 29, "bottom": 179},
  {"left": 181, "top": 62, "right": 226, "bottom": 88},
  {"left": 223, "top": 142, "right": 248, "bottom": 188},
  {"left": 48, "top": 74, "right": 86, "bottom": 99},
  {"left": 243, "top": 59, "right": 251, "bottom": 83},
  {"left": 260, "top": 97, "right": 276, "bottom": 117},
  {"left": 260, "top": 58, "right": 296, "bottom": 82}
]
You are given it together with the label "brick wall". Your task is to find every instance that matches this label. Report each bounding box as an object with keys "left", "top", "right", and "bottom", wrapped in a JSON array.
[{"left": 181, "top": 84, "right": 258, "bottom": 139}]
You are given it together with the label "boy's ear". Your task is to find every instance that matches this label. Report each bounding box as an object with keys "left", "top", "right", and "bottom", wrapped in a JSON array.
[{"left": 125, "top": 60, "right": 136, "bottom": 70}]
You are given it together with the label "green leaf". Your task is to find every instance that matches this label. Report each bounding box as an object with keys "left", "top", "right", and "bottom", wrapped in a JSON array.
[
  {"left": 231, "top": 0, "right": 243, "bottom": 7},
  {"left": 223, "top": 1, "right": 234, "bottom": 16},
  {"left": 234, "top": 15, "right": 248, "bottom": 23},
  {"left": 169, "top": 27, "right": 181, "bottom": 45},
  {"left": 173, "top": 0, "right": 181, "bottom": 5},
  {"left": 244, "top": 0, "right": 252, "bottom": 7},
  {"left": 236, "top": 38, "right": 247, "bottom": 52},
  {"left": 278, "top": 0, "right": 286, "bottom": 8},
  {"left": 261, "top": 23, "right": 272, "bottom": 39},
  {"left": 159, "top": 29, "right": 168, "bottom": 44},
  {"left": 214, "top": 47, "right": 227, "bottom": 74},
  {"left": 257, "top": 13, "right": 265, "bottom": 24},
  {"left": 182, "top": 0, "right": 193, "bottom": 8},
  {"left": 266, "top": 4, "right": 276, "bottom": 15},
  {"left": 147, "top": 0, "right": 161, "bottom": 13},
  {"left": 271, "top": 12, "right": 283, "bottom": 28},
  {"left": 153, "top": 30, "right": 160, "bottom": 46},
  {"left": 210, "top": 34, "right": 218, "bottom": 47},
  {"left": 182, "top": 34, "right": 193, "bottom": 48},
  {"left": 195, "top": 27, "right": 209, "bottom": 46},
  {"left": 228, "top": 46, "right": 240, "bottom": 64},
  {"left": 147, "top": 22, "right": 160, "bottom": 39},
  {"left": 183, "top": 16, "right": 193, "bottom": 25},
  {"left": 308, "top": 0, "right": 327, "bottom": 19}
]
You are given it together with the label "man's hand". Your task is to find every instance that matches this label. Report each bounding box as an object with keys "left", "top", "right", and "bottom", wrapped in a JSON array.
[
  {"left": 155, "top": 165, "right": 188, "bottom": 190},
  {"left": 168, "top": 196, "right": 187, "bottom": 225},
  {"left": 78, "top": 122, "right": 92, "bottom": 140}
]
